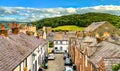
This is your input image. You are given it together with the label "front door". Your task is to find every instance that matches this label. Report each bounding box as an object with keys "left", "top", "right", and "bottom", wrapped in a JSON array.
[
  {"left": 35, "top": 60, "right": 37, "bottom": 71},
  {"left": 60, "top": 46, "right": 62, "bottom": 51}
]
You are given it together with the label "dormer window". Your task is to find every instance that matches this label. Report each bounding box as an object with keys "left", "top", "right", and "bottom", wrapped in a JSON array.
[
  {"left": 32, "top": 53, "right": 36, "bottom": 61},
  {"left": 32, "top": 53, "right": 36, "bottom": 56}
]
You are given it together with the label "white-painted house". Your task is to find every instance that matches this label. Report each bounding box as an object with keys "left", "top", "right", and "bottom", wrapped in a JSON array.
[
  {"left": 53, "top": 32, "right": 70, "bottom": 53},
  {"left": 0, "top": 24, "right": 48, "bottom": 71}
]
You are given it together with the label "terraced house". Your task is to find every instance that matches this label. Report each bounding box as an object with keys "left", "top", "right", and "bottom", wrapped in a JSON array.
[
  {"left": 69, "top": 36, "right": 120, "bottom": 71},
  {"left": 54, "top": 31, "right": 76, "bottom": 53},
  {"left": 0, "top": 23, "right": 48, "bottom": 71},
  {"left": 68, "top": 21, "right": 120, "bottom": 71}
]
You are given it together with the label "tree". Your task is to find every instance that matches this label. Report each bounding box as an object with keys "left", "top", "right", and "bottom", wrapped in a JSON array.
[{"left": 31, "top": 12, "right": 120, "bottom": 29}]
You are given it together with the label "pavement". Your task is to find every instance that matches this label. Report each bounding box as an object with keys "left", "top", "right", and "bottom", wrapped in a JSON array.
[{"left": 46, "top": 54, "right": 64, "bottom": 71}]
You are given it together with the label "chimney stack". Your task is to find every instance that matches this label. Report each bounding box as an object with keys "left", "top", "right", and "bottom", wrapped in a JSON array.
[
  {"left": 86, "top": 31, "right": 91, "bottom": 36},
  {"left": 0, "top": 24, "right": 8, "bottom": 37},
  {"left": 1, "top": 25, "right": 5, "bottom": 30},
  {"left": 36, "top": 32, "right": 40, "bottom": 39},
  {"left": 12, "top": 22, "right": 19, "bottom": 34},
  {"left": 64, "top": 30, "right": 66, "bottom": 35}
]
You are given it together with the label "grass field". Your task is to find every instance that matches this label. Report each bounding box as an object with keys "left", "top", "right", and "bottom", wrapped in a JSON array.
[{"left": 52, "top": 25, "right": 85, "bottom": 31}]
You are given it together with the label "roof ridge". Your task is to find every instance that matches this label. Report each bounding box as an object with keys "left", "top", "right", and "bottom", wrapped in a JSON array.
[{"left": 105, "top": 40, "right": 120, "bottom": 46}]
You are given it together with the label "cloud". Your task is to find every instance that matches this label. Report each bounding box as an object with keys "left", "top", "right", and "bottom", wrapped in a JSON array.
[{"left": 0, "top": 5, "right": 120, "bottom": 22}]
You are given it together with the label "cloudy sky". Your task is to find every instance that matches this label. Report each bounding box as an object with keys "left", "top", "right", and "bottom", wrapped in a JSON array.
[{"left": 0, "top": 0, "right": 120, "bottom": 22}]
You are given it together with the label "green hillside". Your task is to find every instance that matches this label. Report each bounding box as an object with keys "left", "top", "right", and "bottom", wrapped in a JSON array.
[
  {"left": 52, "top": 25, "right": 85, "bottom": 31},
  {"left": 32, "top": 12, "right": 120, "bottom": 29}
]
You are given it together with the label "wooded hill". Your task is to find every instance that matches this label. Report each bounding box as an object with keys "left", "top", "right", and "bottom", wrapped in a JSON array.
[{"left": 31, "top": 12, "right": 120, "bottom": 29}]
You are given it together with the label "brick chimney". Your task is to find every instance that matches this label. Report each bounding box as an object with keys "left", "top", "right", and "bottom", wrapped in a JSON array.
[
  {"left": 0, "top": 24, "right": 8, "bottom": 37},
  {"left": 64, "top": 30, "right": 66, "bottom": 35},
  {"left": 86, "top": 31, "right": 91, "bottom": 36},
  {"left": 36, "top": 32, "right": 40, "bottom": 39},
  {"left": 11, "top": 22, "right": 19, "bottom": 34}
]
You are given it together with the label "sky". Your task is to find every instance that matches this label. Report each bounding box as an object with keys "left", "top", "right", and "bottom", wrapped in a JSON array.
[
  {"left": 0, "top": 0, "right": 120, "bottom": 22},
  {"left": 0, "top": 0, "right": 120, "bottom": 8}
]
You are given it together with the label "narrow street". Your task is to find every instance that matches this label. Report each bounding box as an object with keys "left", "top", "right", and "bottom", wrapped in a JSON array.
[{"left": 46, "top": 54, "right": 64, "bottom": 71}]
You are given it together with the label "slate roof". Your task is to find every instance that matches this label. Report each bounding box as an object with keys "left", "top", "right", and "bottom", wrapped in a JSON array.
[
  {"left": 104, "top": 57, "right": 120, "bottom": 71},
  {"left": 27, "top": 22, "right": 33, "bottom": 26},
  {"left": 83, "top": 36, "right": 97, "bottom": 43},
  {"left": 90, "top": 41, "right": 120, "bottom": 68},
  {"left": 54, "top": 32, "right": 69, "bottom": 40},
  {"left": 0, "top": 32, "right": 47, "bottom": 71},
  {"left": 85, "top": 21, "right": 107, "bottom": 32},
  {"left": 54, "top": 32, "right": 76, "bottom": 41}
]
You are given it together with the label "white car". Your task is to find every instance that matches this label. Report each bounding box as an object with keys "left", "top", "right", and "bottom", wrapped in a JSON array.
[
  {"left": 48, "top": 53, "right": 55, "bottom": 60},
  {"left": 64, "top": 66, "right": 73, "bottom": 71}
]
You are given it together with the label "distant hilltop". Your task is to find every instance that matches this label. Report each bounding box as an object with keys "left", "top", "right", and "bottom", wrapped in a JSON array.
[
  {"left": 0, "top": 21, "right": 27, "bottom": 24},
  {"left": 31, "top": 12, "right": 120, "bottom": 29}
]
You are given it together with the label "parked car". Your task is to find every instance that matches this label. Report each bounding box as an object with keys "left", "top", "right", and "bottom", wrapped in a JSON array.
[
  {"left": 48, "top": 53, "right": 55, "bottom": 60},
  {"left": 64, "top": 58, "right": 72, "bottom": 66},
  {"left": 64, "top": 66, "right": 73, "bottom": 71},
  {"left": 42, "top": 62, "right": 48, "bottom": 69},
  {"left": 63, "top": 53, "right": 69, "bottom": 60},
  {"left": 54, "top": 49, "right": 65, "bottom": 54},
  {"left": 72, "top": 64, "right": 77, "bottom": 71}
]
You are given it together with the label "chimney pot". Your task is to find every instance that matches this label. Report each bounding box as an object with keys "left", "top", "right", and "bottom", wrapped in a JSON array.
[
  {"left": 15, "top": 23, "right": 19, "bottom": 28},
  {"left": 0, "top": 24, "right": 8, "bottom": 37},
  {"left": 11, "top": 22, "right": 19, "bottom": 34},
  {"left": 12, "top": 22, "right": 16, "bottom": 28},
  {"left": 1, "top": 24, "right": 5, "bottom": 30}
]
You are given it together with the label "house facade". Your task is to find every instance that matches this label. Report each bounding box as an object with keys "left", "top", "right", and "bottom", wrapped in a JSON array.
[
  {"left": 54, "top": 32, "right": 69, "bottom": 53},
  {"left": 68, "top": 21, "right": 120, "bottom": 71},
  {"left": 54, "top": 39, "right": 69, "bottom": 53},
  {"left": 53, "top": 31, "right": 77, "bottom": 53},
  {"left": 85, "top": 21, "right": 120, "bottom": 37},
  {"left": 69, "top": 37, "right": 120, "bottom": 71}
]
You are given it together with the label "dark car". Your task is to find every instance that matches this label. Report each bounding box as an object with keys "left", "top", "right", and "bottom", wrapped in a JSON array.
[
  {"left": 63, "top": 53, "right": 69, "bottom": 60},
  {"left": 72, "top": 64, "right": 77, "bottom": 71},
  {"left": 42, "top": 60, "right": 48, "bottom": 69},
  {"left": 64, "top": 58, "right": 72, "bottom": 66}
]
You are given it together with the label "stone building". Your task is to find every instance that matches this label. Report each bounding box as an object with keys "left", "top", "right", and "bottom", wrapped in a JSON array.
[
  {"left": 68, "top": 21, "right": 120, "bottom": 71},
  {"left": 69, "top": 36, "right": 120, "bottom": 71},
  {"left": 85, "top": 21, "right": 120, "bottom": 37}
]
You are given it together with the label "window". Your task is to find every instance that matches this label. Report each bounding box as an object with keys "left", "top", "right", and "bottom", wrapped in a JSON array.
[
  {"left": 85, "top": 55, "right": 88, "bottom": 67},
  {"left": 60, "top": 41, "right": 62, "bottom": 44},
  {"left": 24, "top": 59, "right": 27, "bottom": 67},
  {"left": 60, "top": 46, "right": 62, "bottom": 50},
  {"left": 33, "top": 64, "right": 35, "bottom": 71},
  {"left": 55, "top": 47, "right": 58, "bottom": 50},
  {"left": 55, "top": 41, "right": 58, "bottom": 44},
  {"left": 19, "top": 64, "right": 21, "bottom": 71}
]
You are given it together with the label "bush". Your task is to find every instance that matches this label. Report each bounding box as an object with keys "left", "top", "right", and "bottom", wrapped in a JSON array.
[
  {"left": 49, "top": 42, "right": 53, "bottom": 48},
  {"left": 112, "top": 64, "right": 120, "bottom": 71}
]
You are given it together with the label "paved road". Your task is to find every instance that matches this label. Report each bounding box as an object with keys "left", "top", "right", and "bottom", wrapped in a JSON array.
[{"left": 46, "top": 54, "right": 64, "bottom": 71}]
